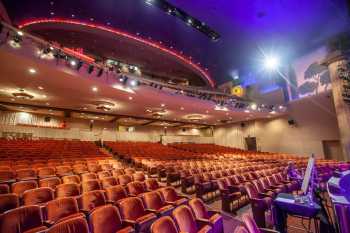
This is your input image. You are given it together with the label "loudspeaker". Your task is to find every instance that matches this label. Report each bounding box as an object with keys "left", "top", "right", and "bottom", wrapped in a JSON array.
[
  {"left": 44, "top": 116, "right": 51, "bottom": 122},
  {"left": 182, "top": 128, "right": 186, "bottom": 132},
  {"left": 240, "top": 122, "right": 245, "bottom": 128},
  {"left": 288, "top": 119, "right": 295, "bottom": 125}
]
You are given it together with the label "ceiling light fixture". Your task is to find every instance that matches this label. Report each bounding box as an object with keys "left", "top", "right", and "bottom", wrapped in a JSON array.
[
  {"left": 128, "top": 96, "right": 133, "bottom": 100},
  {"left": 250, "top": 103, "right": 257, "bottom": 110},
  {"left": 92, "top": 87, "right": 98, "bottom": 92},
  {"left": 28, "top": 68, "right": 37, "bottom": 74},
  {"left": 38, "top": 86, "right": 44, "bottom": 90},
  {"left": 17, "top": 31, "right": 24, "bottom": 36}
]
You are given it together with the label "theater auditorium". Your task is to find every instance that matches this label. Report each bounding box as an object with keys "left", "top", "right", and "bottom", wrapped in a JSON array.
[{"left": 0, "top": 1, "right": 350, "bottom": 233}]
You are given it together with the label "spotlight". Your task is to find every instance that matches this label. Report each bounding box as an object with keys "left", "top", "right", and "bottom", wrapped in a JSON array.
[
  {"left": 250, "top": 103, "right": 257, "bottom": 110},
  {"left": 97, "top": 68, "right": 103, "bottom": 77},
  {"left": 264, "top": 55, "right": 279, "bottom": 70},
  {"left": 70, "top": 59, "right": 77, "bottom": 66},
  {"left": 17, "top": 31, "right": 24, "bottom": 36},
  {"left": 88, "top": 65, "right": 94, "bottom": 74},
  {"left": 130, "top": 79, "right": 138, "bottom": 87}
]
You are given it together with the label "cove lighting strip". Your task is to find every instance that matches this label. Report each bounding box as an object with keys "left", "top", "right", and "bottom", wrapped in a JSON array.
[{"left": 19, "top": 18, "right": 215, "bottom": 87}]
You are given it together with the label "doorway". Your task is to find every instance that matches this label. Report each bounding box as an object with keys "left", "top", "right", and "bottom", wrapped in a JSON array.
[
  {"left": 322, "top": 140, "right": 343, "bottom": 161},
  {"left": 245, "top": 137, "right": 257, "bottom": 151}
]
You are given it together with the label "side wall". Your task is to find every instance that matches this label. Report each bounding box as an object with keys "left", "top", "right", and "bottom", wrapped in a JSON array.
[{"left": 214, "top": 93, "right": 340, "bottom": 158}]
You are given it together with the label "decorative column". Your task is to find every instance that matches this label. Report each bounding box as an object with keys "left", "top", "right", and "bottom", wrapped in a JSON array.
[{"left": 324, "top": 50, "right": 350, "bottom": 161}]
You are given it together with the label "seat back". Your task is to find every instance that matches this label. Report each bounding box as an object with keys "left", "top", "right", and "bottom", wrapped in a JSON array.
[
  {"left": 118, "top": 174, "right": 133, "bottom": 186},
  {"left": 172, "top": 205, "right": 198, "bottom": 233},
  {"left": 105, "top": 185, "right": 127, "bottom": 203},
  {"left": 47, "top": 217, "right": 88, "bottom": 233},
  {"left": 16, "top": 169, "right": 36, "bottom": 179},
  {"left": 245, "top": 183, "right": 259, "bottom": 199},
  {"left": 56, "top": 183, "right": 80, "bottom": 198},
  {"left": 101, "top": 177, "right": 118, "bottom": 189},
  {"left": 0, "top": 193, "right": 19, "bottom": 214},
  {"left": 46, "top": 197, "right": 80, "bottom": 223},
  {"left": 81, "top": 180, "right": 101, "bottom": 193},
  {"left": 77, "top": 190, "right": 106, "bottom": 212},
  {"left": 334, "top": 204, "right": 350, "bottom": 233},
  {"left": 118, "top": 197, "right": 146, "bottom": 221},
  {"left": 62, "top": 175, "right": 81, "bottom": 184},
  {"left": 11, "top": 180, "right": 38, "bottom": 198},
  {"left": 142, "top": 191, "right": 163, "bottom": 210},
  {"left": 189, "top": 198, "right": 209, "bottom": 219},
  {"left": 0, "top": 205, "right": 45, "bottom": 233},
  {"left": 127, "top": 181, "right": 146, "bottom": 196},
  {"left": 151, "top": 216, "right": 179, "bottom": 233},
  {"left": 81, "top": 173, "right": 98, "bottom": 182},
  {"left": 160, "top": 187, "right": 178, "bottom": 202},
  {"left": 89, "top": 205, "right": 124, "bottom": 233},
  {"left": 145, "top": 178, "right": 160, "bottom": 190},
  {"left": 234, "top": 226, "right": 250, "bottom": 233},
  {"left": 23, "top": 187, "right": 54, "bottom": 206},
  {"left": 0, "top": 184, "right": 9, "bottom": 194},
  {"left": 37, "top": 167, "right": 56, "bottom": 178},
  {"left": 242, "top": 214, "right": 261, "bottom": 233},
  {"left": 39, "top": 177, "right": 62, "bottom": 189}
]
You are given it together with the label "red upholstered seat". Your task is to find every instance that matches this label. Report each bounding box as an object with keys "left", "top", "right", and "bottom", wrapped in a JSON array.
[
  {"left": 172, "top": 205, "right": 212, "bottom": 233},
  {"left": 89, "top": 205, "right": 135, "bottom": 233},
  {"left": 47, "top": 217, "right": 89, "bottom": 233},
  {"left": 151, "top": 216, "right": 179, "bottom": 233}
]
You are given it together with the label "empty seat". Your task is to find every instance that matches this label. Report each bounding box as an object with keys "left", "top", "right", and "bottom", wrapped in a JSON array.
[
  {"left": 39, "top": 177, "right": 62, "bottom": 189},
  {"left": 11, "top": 180, "right": 38, "bottom": 198},
  {"left": 56, "top": 166, "right": 73, "bottom": 177},
  {"left": 0, "top": 205, "right": 48, "bottom": 233},
  {"left": 45, "top": 197, "right": 85, "bottom": 225},
  {"left": 73, "top": 164, "right": 89, "bottom": 175},
  {"left": 133, "top": 172, "right": 146, "bottom": 182},
  {"left": 16, "top": 169, "right": 37, "bottom": 181},
  {"left": 0, "top": 170, "right": 16, "bottom": 184},
  {"left": 101, "top": 177, "right": 118, "bottom": 189},
  {"left": 159, "top": 187, "right": 188, "bottom": 206},
  {"left": 105, "top": 185, "right": 128, "bottom": 204},
  {"left": 145, "top": 178, "right": 161, "bottom": 191},
  {"left": 62, "top": 175, "right": 81, "bottom": 184},
  {"left": 0, "top": 193, "right": 19, "bottom": 214},
  {"left": 112, "top": 169, "right": 125, "bottom": 177},
  {"left": 47, "top": 217, "right": 89, "bottom": 233},
  {"left": 101, "top": 164, "right": 113, "bottom": 171},
  {"left": 81, "top": 172, "right": 98, "bottom": 182},
  {"left": 118, "top": 197, "right": 157, "bottom": 233},
  {"left": 23, "top": 187, "right": 54, "bottom": 206},
  {"left": 81, "top": 179, "right": 101, "bottom": 193},
  {"left": 151, "top": 216, "right": 179, "bottom": 233},
  {"left": 189, "top": 198, "right": 224, "bottom": 233},
  {"left": 97, "top": 171, "right": 111, "bottom": 180},
  {"left": 124, "top": 168, "right": 135, "bottom": 175},
  {"left": 89, "top": 205, "right": 135, "bottom": 233},
  {"left": 118, "top": 174, "right": 133, "bottom": 186},
  {"left": 37, "top": 167, "right": 56, "bottom": 179},
  {"left": 172, "top": 205, "right": 212, "bottom": 233},
  {"left": 217, "top": 178, "right": 241, "bottom": 212},
  {"left": 127, "top": 181, "right": 146, "bottom": 196},
  {"left": 141, "top": 191, "right": 174, "bottom": 217},
  {"left": 0, "top": 184, "right": 9, "bottom": 194},
  {"left": 56, "top": 183, "right": 80, "bottom": 198},
  {"left": 77, "top": 190, "right": 107, "bottom": 214},
  {"left": 88, "top": 164, "right": 102, "bottom": 173}
]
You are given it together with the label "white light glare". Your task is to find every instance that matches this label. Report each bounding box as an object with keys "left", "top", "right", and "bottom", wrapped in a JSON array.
[{"left": 264, "top": 55, "right": 279, "bottom": 70}]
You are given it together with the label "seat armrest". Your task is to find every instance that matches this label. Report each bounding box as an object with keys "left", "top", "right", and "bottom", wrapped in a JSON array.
[
  {"left": 44, "top": 220, "right": 55, "bottom": 227},
  {"left": 196, "top": 218, "right": 210, "bottom": 225},
  {"left": 198, "top": 225, "right": 212, "bottom": 233},
  {"left": 208, "top": 210, "right": 220, "bottom": 216},
  {"left": 260, "top": 228, "right": 280, "bottom": 233},
  {"left": 80, "top": 209, "right": 90, "bottom": 216},
  {"left": 123, "top": 219, "right": 137, "bottom": 227},
  {"left": 145, "top": 208, "right": 157, "bottom": 214},
  {"left": 116, "top": 226, "right": 135, "bottom": 233},
  {"left": 250, "top": 197, "right": 270, "bottom": 210}
]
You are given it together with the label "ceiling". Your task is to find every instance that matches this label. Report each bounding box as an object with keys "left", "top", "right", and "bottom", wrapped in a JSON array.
[
  {"left": 0, "top": 33, "right": 283, "bottom": 126},
  {"left": 2, "top": 0, "right": 349, "bottom": 84}
]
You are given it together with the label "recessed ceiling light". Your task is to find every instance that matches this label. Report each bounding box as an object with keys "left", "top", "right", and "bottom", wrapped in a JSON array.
[
  {"left": 42, "top": 95, "right": 47, "bottom": 98},
  {"left": 70, "top": 60, "right": 77, "bottom": 66},
  {"left": 180, "top": 107, "right": 184, "bottom": 110},
  {"left": 45, "top": 103, "right": 50, "bottom": 106},
  {"left": 92, "top": 87, "right": 98, "bottom": 92},
  {"left": 206, "top": 110, "right": 209, "bottom": 114},
  {"left": 129, "top": 96, "right": 133, "bottom": 100},
  {"left": 225, "top": 112, "right": 229, "bottom": 115},
  {"left": 83, "top": 107, "right": 88, "bottom": 110},
  {"left": 161, "top": 103, "right": 165, "bottom": 107},
  {"left": 270, "top": 110, "right": 276, "bottom": 114},
  {"left": 11, "top": 98, "right": 15, "bottom": 101},
  {"left": 49, "top": 109, "right": 53, "bottom": 112},
  {"left": 38, "top": 86, "right": 44, "bottom": 90},
  {"left": 28, "top": 68, "right": 37, "bottom": 74},
  {"left": 17, "top": 31, "right": 24, "bottom": 36},
  {"left": 244, "top": 109, "right": 250, "bottom": 113}
]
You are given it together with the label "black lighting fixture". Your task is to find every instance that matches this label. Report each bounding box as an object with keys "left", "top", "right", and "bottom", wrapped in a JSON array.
[
  {"left": 76, "top": 60, "right": 83, "bottom": 71},
  {"left": 145, "top": 0, "right": 220, "bottom": 41},
  {"left": 97, "top": 68, "right": 103, "bottom": 77},
  {"left": 87, "top": 65, "right": 94, "bottom": 74}
]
